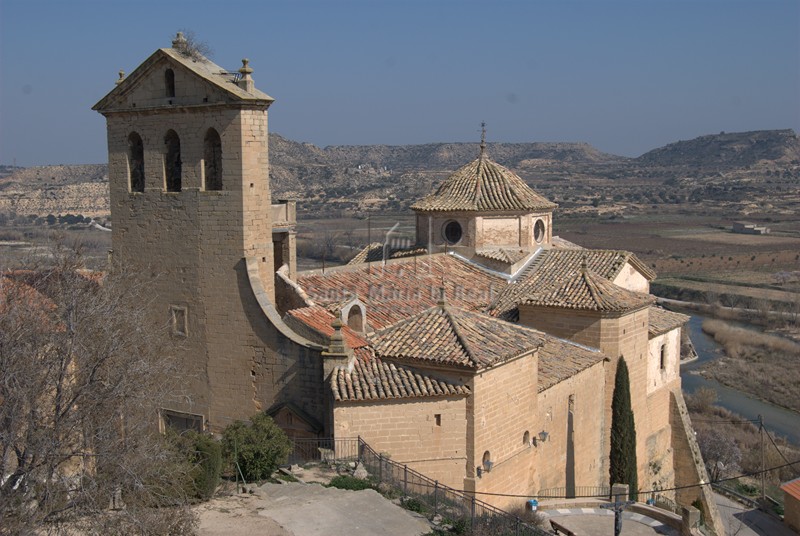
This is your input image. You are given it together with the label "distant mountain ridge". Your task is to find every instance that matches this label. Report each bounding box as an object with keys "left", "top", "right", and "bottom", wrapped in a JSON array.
[
  {"left": 0, "top": 129, "right": 796, "bottom": 218},
  {"left": 636, "top": 129, "right": 800, "bottom": 169}
]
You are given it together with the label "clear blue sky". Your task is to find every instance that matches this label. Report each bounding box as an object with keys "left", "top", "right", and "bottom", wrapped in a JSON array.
[{"left": 1, "top": 0, "right": 798, "bottom": 166}]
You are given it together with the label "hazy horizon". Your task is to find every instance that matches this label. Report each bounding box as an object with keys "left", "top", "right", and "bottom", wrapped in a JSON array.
[{"left": 1, "top": 0, "right": 798, "bottom": 166}]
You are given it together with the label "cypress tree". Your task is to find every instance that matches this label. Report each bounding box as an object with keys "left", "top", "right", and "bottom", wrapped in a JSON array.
[{"left": 609, "top": 357, "right": 638, "bottom": 500}]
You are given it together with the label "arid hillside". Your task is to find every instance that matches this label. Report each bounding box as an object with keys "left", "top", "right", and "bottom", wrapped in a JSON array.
[{"left": 0, "top": 129, "right": 798, "bottom": 221}]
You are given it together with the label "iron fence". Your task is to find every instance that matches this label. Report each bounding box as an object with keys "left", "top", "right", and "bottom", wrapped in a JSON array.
[
  {"left": 535, "top": 485, "right": 611, "bottom": 499},
  {"left": 356, "top": 438, "right": 549, "bottom": 536},
  {"left": 287, "top": 437, "right": 360, "bottom": 466}
]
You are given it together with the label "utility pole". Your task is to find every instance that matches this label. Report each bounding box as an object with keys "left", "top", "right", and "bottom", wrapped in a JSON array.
[{"left": 759, "top": 415, "right": 765, "bottom": 502}]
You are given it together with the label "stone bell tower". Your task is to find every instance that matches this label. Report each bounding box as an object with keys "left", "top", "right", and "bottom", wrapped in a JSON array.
[{"left": 93, "top": 34, "right": 299, "bottom": 430}]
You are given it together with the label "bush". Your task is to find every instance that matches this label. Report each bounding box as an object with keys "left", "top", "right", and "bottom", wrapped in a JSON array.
[
  {"left": 400, "top": 496, "right": 428, "bottom": 513},
  {"left": 221, "top": 413, "right": 291, "bottom": 481},
  {"left": 173, "top": 431, "right": 222, "bottom": 500},
  {"left": 328, "top": 475, "right": 374, "bottom": 491}
]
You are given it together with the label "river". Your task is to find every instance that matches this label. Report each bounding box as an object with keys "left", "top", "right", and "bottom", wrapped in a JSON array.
[{"left": 681, "top": 315, "right": 800, "bottom": 445}]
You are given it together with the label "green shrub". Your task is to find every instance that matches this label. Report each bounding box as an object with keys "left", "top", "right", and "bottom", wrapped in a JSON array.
[
  {"left": 188, "top": 432, "right": 222, "bottom": 499},
  {"left": 328, "top": 475, "right": 373, "bottom": 491},
  {"left": 169, "top": 430, "right": 222, "bottom": 500},
  {"left": 400, "top": 496, "right": 427, "bottom": 513},
  {"left": 221, "top": 413, "right": 291, "bottom": 482}
]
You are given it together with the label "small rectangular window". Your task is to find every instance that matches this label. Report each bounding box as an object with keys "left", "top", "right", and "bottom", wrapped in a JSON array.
[
  {"left": 434, "top": 414, "right": 441, "bottom": 426},
  {"left": 161, "top": 409, "right": 203, "bottom": 433},
  {"left": 660, "top": 344, "right": 667, "bottom": 370},
  {"left": 171, "top": 305, "right": 188, "bottom": 337}
]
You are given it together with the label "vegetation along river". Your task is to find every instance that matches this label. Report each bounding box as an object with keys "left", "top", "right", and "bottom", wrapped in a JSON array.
[{"left": 681, "top": 315, "right": 800, "bottom": 445}]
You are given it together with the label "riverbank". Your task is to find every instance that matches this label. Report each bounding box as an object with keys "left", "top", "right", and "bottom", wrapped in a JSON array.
[
  {"left": 664, "top": 298, "right": 800, "bottom": 413},
  {"left": 698, "top": 318, "right": 800, "bottom": 414},
  {"left": 679, "top": 314, "right": 800, "bottom": 445}
]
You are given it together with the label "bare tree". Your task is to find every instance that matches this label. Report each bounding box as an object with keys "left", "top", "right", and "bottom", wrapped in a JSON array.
[
  {"left": 696, "top": 428, "right": 742, "bottom": 482},
  {"left": 0, "top": 244, "right": 196, "bottom": 534},
  {"left": 322, "top": 229, "right": 340, "bottom": 260}
]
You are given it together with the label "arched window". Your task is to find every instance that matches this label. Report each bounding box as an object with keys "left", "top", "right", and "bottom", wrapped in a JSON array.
[
  {"left": 482, "top": 450, "right": 493, "bottom": 472},
  {"left": 127, "top": 132, "right": 145, "bottom": 192},
  {"left": 203, "top": 128, "right": 222, "bottom": 191},
  {"left": 523, "top": 431, "right": 531, "bottom": 446},
  {"left": 660, "top": 344, "right": 667, "bottom": 370},
  {"left": 165, "top": 68, "right": 175, "bottom": 98},
  {"left": 164, "top": 130, "right": 181, "bottom": 192},
  {"left": 347, "top": 305, "right": 364, "bottom": 332}
]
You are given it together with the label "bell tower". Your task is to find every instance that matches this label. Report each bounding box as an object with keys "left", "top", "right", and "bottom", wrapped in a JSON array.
[{"left": 93, "top": 34, "right": 287, "bottom": 429}]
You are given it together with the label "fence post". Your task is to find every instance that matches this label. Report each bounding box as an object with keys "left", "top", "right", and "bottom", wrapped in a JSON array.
[
  {"left": 433, "top": 481, "right": 438, "bottom": 518},
  {"left": 379, "top": 453, "right": 383, "bottom": 483},
  {"left": 357, "top": 436, "right": 362, "bottom": 464},
  {"left": 471, "top": 495, "right": 476, "bottom": 528},
  {"left": 403, "top": 465, "right": 408, "bottom": 495}
]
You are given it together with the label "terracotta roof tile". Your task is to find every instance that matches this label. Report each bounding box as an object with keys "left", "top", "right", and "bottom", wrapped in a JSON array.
[
  {"left": 648, "top": 307, "right": 690, "bottom": 337},
  {"left": 781, "top": 477, "right": 800, "bottom": 501},
  {"left": 537, "top": 335, "right": 605, "bottom": 392},
  {"left": 284, "top": 306, "right": 369, "bottom": 349},
  {"left": 475, "top": 248, "right": 531, "bottom": 264},
  {"left": 490, "top": 249, "right": 655, "bottom": 319},
  {"left": 331, "top": 348, "right": 470, "bottom": 402},
  {"left": 370, "top": 305, "right": 544, "bottom": 369},
  {"left": 347, "top": 243, "right": 428, "bottom": 265},
  {"left": 520, "top": 268, "right": 655, "bottom": 312},
  {"left": 297, "top": 254, "right": 507, "bottom": 330},
  {"left": 411, "top": 156, "right": 556, "bottom": 212}
]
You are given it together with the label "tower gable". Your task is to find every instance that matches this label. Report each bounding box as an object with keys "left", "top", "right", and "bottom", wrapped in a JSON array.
[{"left": 93, "top": 48, "right": 273, "bottom": 115}]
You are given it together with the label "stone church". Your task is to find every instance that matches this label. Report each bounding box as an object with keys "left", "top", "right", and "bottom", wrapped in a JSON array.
[{"left": 93, "top": 35, "right": 719, "bottom": 518}]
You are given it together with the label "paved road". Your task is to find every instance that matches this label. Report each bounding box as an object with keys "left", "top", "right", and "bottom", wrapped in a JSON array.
[
  {"left": 714, "top": 493, "right": 795, "bottom": 536},
  {"left": 540, "top": 507, "right": 679, "bottom": 535},
  {"left": 257, "top": 482, "right": 431, "bottom": 536}
]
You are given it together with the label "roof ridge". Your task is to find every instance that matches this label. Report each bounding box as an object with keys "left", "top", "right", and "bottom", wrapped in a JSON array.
[{"left": 442, "top": 307, "right": 478, "bottom": 366}]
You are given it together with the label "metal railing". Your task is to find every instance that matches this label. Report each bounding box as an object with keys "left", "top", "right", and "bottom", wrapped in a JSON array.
[
  {"left": 287, "top": 437, "right": 360, "bottom": 466},
  {"left": 536, "top": 485, "right": 611, "bottom": 499},
  {"left": 356, "top": 439, "right": 548, "bottom": 536},
  {"left": 288, "top": 437, "right": 548, "bottom": 535}
]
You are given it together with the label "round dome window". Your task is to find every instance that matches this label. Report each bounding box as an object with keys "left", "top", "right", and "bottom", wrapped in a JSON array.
[
  {"left": 534, "top": 219, "right": 546, "bottom": 243},
  {"left": 443, "top": 221, "right": 463, "bottom": 245}
]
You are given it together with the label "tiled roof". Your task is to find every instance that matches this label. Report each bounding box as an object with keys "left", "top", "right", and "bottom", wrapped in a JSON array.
[
  {"left": 781, "top": 477, "right": 800, "bottom": 501},
  {"left": 347, "top": 243, "right": 428, "bottom": 265},
  {"left": 648, "top": 307, "right": 690, "bottom": 337},
  {"left": 537, "top": 335, "right": 605, "bottom": 392},
  {"left": 475, "top": 248, "right": 531, "bottom": 264},
  {"left": 550, "top": 236, "right": 583, "bottom": 249},
  {"left": 331, "top": 348, "right": 470, "bottom": 402},
  {"left": 411, "top": 156, "right": 557, "bottom": 212},
  {"left": 297, "top": 254, "right": 507, "bottom": 330},
  {"left": 490, "top": 249, "right": 655, "bottom": 319},
  {"left": 520, "top": 268, "right": 655, "bottom": 312},
  {"left": 370, "top": 305, "right": 544, "bottom": 369},
  {"left": 284, "top": 306, "right": 370, "bottom": 349}
]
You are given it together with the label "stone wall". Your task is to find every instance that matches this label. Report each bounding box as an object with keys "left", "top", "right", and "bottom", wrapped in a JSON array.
[
  {"left": 466, "top": 353, "right": 539, "bottom": 509},
  {"left": 101, "top": 55, "right": 324, "bottom": 431},
  {"left": 784, "top": 491, "right": 800, "bottom": 534},
  {"left": 535, "top": 360, "right": 607, "bottom": 494},
  {"left": 613, "top": 262, "right": 650, "bottom": 293},
  {"left": 647, "top": 329, "right": 681, "bottom": 395},
  {"left": 333, "top": 396, "right": 469, "bottom": 487},
  {"left": 669, "top": 390, "right": 725, "bottom": 535},
  {"left": 414, "top": 210, "right": 553, "bottom": 250}
]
